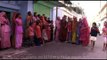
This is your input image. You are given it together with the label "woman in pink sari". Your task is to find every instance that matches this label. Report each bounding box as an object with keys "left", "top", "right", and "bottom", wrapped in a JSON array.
[
  {"left": 80, "top": 17, "right": 90, "bottom": 46},
  {"left": 0, "top": 12, "right": 11, "bottom": 49},
  {"left": 15, "top": 13, "right": 23, "bottom": 49}
]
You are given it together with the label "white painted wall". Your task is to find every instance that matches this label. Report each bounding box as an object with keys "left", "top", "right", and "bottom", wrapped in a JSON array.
[
  {"left": 52, "top": 7, "right": 81, "bottom": 25},
  {"left": 53, "top": 7, "right": 73, "bottom": 21},
  {"left": 27, "top": 1, "right": 34, "bottom": 14},
  {"left": 52, "top": 7, "right": 81, "bottom": 27}
]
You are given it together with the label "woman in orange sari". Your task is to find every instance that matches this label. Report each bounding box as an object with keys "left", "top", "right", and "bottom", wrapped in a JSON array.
[
  {"left": 26, "top": 11, "right": 33, "bottom": 27},
  {"left": 25, "top": 11, "right": 33, "bottom": 39}
]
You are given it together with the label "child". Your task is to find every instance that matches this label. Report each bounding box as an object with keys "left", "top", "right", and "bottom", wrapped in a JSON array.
[
  {"left": 27, "top": 23, "right": 35, "bottom": 46},
  {"left": 90, "top": 22, "right": 100, "bottom": 50},
  {"left": 102, "top": 21, "right": 107, "bottom": 51},
  {"left": 66, "top": 18, "right": 72, "bottom": 43}
]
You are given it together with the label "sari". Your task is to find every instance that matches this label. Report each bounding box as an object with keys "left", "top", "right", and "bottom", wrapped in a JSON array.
[
  {"left": 76, "top": 19, "right": 82, "bottom": 45},
  {"left": 0, "top": 12, "right": 11, "bottom": 48},
  {"left": 25, "top": 15, "right": 33, "bottom": 38},
  {"left": 11, "top": 12, "right": 17, "bottom": 48},
  {"left": 55, "top": 18, "right": 61, "bottom": 42},
  {"left": 46, "top": 25, "right": 51, "bottom": 41},
  {"left": 71, "top": 17, "right": 77, "bottom": 43},
  {"left": 80, "top": 17, "right": 90, "bottom": 46},
  {"left": 59, "top": 16, "right": 67, "bottom": 42},
  {"left": 0, "top": 13, "right": 2, "bottom": 48},
  {"left": 66, "top": 21, "right": 72, "bottom": 43},
  {"left": 15, "top": 18, "right": 23, "bottom": 48},
  {"left": 50, "top": 21, "right": 54, "bottom": 41}
]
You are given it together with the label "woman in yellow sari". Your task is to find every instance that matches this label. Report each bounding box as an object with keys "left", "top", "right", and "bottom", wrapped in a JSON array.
[{"left": 71, "top": 16, "right": 78, "bottom": 43}]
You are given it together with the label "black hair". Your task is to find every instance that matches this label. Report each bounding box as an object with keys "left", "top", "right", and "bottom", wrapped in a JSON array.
[
  {"left": 43, "top": 14, "right": 45, "bottom": 16},
  {"left": 36, "top": 20, "right": 40, "bottom": 25},
  {"left": 34, "top": 12, "right": 37, "bottom": 16},
  {"left": 29, "top": 22, "right": 34, "bottom": 26},
  {"left": 15, "top": 13, "right": 21, "bottom": 19},
  {"left": 27, "top": 11, "right": 32, "bottom": 16},
  {"left": 93, "top": 22, "right": 97, "bottom": 26}
]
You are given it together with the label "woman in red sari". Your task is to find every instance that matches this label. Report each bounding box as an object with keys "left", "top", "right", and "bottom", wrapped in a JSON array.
[
  {"left": 0, "top": 12, "right": 11, "bottom": 49},
  {"left": 80, "top": 17, "right": 90, "bottom": 46},
  {"left": 59, "top": 15, "right": 67, "bottom": 42}
]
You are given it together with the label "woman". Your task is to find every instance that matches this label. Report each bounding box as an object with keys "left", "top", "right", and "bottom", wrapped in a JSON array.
[
  {"left": 33, "top": 12, "right": 38, "bottom": 22},
  {"left": 27, "top": 22, "right": 35, "bottom": 46},
  {"left": 35, "top": 20, "right": 42, "bottom": 46},
  {"left": 25, "top": 11, "right": 33, "bottom": 39},
  {"left": 71, "top": 16, "right": 78, "bottom": 43},
  {"left": 76, "top": 18, "right": 82, "bottom": 45},
  {"left": 55, "top": 17, "right": 61, "bottom": 42},
  {"left": 15, "top": 13, "right": 23, "bottom": 49},
  {"left": 50, "top": 20, "right": 54, "bottom": 41},
  {"left": 59, "top": 15, "right": 67, "bottom": 42},
  {"left": 11, "top": 12, "right": 18, "bottom": 48},
  {"left": 0, "top": 13, "right": 2, "bottom": 49},
  {"left": 46, "top": 24, "right": 51, "bottom": 42},
  {"left": 66, "top": 17, "right": 72, "bottom": 43},
  {"left": 0, "top": 12, "right": 11, "bottom": 49},
  {"left": 26, "top": 11, "right": 33, "bottom": 27},
  {"left": 80, "top": 17, "right": 90, "bottom": 46}
]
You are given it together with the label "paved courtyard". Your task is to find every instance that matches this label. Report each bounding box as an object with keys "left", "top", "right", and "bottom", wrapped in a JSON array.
[{"left": 0, "top": 36, "right": 107, "bottom": 59}]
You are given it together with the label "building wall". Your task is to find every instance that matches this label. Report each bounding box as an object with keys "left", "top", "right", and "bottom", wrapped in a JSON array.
[
  {"left": 0, "top": 1, "right": 34, "bottom": 28},
  {"left": 53, "top": 7, "right": 72, "bottom": 21},
  {"left": 94, "top": 3, "right": 107, "bottom": 33},
  {"left": 34, "top": 1, "right": 55, "bottom": 18},
  {"left": 34, "top": 3, "right": 51, "bottom": 17},
  {"left": 52, "top": 7, "right": 79, "bottom": 27},
  {"left": 27, "top": 1, "right": 34, "bottom": 14}
]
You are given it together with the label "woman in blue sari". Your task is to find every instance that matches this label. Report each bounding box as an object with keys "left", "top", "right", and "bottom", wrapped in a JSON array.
[{"left": 76, "top": 18, "right": 82, "bottom": 45}]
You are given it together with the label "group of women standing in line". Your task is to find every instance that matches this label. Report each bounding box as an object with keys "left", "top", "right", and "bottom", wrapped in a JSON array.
[
  {"left": 0, "top": 10, "right": 90, "bottom": 51},
  {"left": 55, "top": 15, "right": 90, "bottom": 46},
  {"left": 0, "top": 11, "right": 54, "bottom": 50}
]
